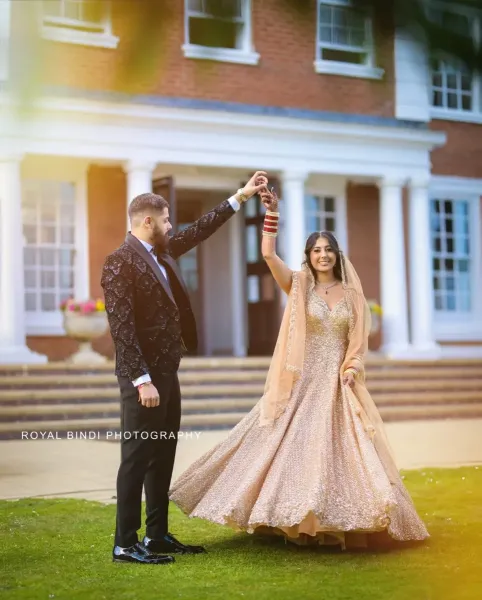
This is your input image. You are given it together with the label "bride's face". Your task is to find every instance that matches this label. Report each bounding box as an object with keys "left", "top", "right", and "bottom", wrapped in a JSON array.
[{"left": 310, "top": 236, "right": 337, "bottom": 275}]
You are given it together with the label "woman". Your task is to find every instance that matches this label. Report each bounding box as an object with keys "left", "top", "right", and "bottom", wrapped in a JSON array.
[{"left": 169, "top": 187, "right": 429, "bottom": 549}]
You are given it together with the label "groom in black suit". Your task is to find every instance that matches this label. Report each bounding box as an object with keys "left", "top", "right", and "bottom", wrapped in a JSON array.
[{"left": 101, "top": 171, "right": 267, "bottom": 564}]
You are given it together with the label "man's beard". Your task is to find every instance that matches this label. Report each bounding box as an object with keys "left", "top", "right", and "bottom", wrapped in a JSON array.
[{"left": 152, "top": 225, "right": 169, "bottom": 252}]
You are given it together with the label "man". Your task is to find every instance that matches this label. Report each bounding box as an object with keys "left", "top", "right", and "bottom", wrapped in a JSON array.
[{"left": 101, "top": 171, "right": 268, "bottom": 565}]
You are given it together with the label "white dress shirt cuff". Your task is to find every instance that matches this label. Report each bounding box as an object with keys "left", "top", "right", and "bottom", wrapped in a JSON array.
[
  {"left": 132, "top": 374, "right": 151, "bottom": 387},
  {"left": 228, "top": 195, "right": 241, "bottom": 212}
]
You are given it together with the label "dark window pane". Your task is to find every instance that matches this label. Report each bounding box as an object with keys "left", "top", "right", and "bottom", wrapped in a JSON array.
[
  {"left": 322, "top": 49, "right": 364, "bottom": 64},
  {"left": 325, "top": 217, "right": 335, "bottom": 232},
  {"left": 189, "top": 17, "right": 239, "bottom": 48},
  {"left": 445, "top": 258, "right": 454, "bottom": 271},
  {"left": 447, "top": 93, "right": 458, "bottom": 108},
  {"left": 325, "top": 197, "right": 335, "bottom": 212},
  {"left": 462, "top": 94, "right": 472, "bottom": 111},
  {"left": 446, "top": 237, "right": 454, "bottom": 253}
]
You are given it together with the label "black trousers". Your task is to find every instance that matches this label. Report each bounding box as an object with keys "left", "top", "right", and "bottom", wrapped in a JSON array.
[{"left": 114, "top": 371, "right": 181, "bottom": 547}]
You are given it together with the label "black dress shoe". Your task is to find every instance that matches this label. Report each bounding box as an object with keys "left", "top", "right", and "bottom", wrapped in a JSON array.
[
  {"left": 143, "top": 533, "right": 206, "bottom": 555},
  {"left": 112, "top": 542, "right": 175, "bottom": 564}
]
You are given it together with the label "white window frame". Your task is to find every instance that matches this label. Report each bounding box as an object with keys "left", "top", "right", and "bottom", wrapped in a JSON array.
[
  {"left": 22, "top": 170, "right": 89, "bottom": 337},
  {"left": 314, "top": 0, "right": 383, "bottom": 80},
  {"left": 182, "top": 0, "right": 259, "bottom": 65},
  {"left": 428, "top": 1, "right": 482, "bottom": 124},
  {"left": 41, "top": 0, "right": 119, "bottom": 49},
  {"left": 430, "top": 176, "right": 482, "bottom": 342},
  {"left": 303, "top": 184, "right": 349, "bottom": 254}
]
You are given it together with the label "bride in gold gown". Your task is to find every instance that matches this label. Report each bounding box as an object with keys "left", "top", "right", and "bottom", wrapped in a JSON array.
[{"left": 169, "top": 186, "right": 429, "bottom": 549}]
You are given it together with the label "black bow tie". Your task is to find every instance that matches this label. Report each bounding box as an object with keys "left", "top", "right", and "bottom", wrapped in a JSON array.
[{"left": 151, "top": 247, "right": 168, "bottom": 261}]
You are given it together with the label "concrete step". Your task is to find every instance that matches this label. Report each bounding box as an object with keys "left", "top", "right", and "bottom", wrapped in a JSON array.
[
  {"left": 1, "top": 366, "right": 481, "bottom": 390},
  {"left": 0, "top": 370, "right": 269, "bottom": 388},
  {"left": 0, "top": 384, "right": 266, "bottom": 404},
  {"left": 2, "top": 390, "right": 482, "bottom": 424},
  {"left": 1, "top": 379, "right": 482, "bottom": 406},
  {"left": 0, "top": 398, "right": 259, "bottom": 421},
  {"left": 2, "top": 402, "right": 482, "bottom": 440},
  {"left": 0, "top": 357, "right": 273, "bottom": 375},
  {"left": 1, "top": 356, "right": 481, "bottom": 376}
]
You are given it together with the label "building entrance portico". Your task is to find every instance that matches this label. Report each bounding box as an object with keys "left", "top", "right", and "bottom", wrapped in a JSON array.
[{"left": 0, "top": 91, "right": 454, "bottom": 362}]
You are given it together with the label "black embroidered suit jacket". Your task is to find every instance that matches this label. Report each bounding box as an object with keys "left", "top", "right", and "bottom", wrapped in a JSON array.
[{"left": 101, "top": 199, "right": 236, "bottom": 380}]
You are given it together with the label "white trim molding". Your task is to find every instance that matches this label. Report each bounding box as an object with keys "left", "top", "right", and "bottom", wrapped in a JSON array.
[
  {"left": 394, "top": 29, "right": 431, "bottom": 122},
  {"left": 0, "top": 93, "right": 447, "bottom": 180},
  {"left": 42, "top": 27, "right": 119, "bottom": 49},
  {"left": 41, "top": 0, "right": 119, "bottom": 49},
  {"left": 429, "top": 175, "right": 482, "bottom": 342},
  {"left": 182, "top": 44, "right": 260, "bottom": 66},
  {"left": 314, "top": 60, "right": 383, "bottom": 80}
]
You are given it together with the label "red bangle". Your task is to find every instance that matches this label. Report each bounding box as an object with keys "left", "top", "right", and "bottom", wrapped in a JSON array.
[{"left": 263, "top": 211, "right": 279, "bottom": 237}]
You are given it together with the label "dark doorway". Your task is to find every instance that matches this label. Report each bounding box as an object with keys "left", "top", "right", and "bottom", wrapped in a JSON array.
[{"left": 244, "top": 193, "right": 280, "bottom": 355}]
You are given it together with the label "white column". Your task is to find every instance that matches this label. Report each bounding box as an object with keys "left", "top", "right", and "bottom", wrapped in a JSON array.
[
  {"left": 378, "top": 177, "right": 411, "bottom": 357},
  {"left": 0, "top": 0, "right": 11, "bottom": 81},
  {"left": 409, "top": 179, "right": 441, "bottom": 357},
  {"left": 0, "top": 157, "right": 46, "bottom": 363},
  {"left": 123, "top": 161, "right": 156, "bottom": 228},
  {"left": 281, "top": 171, "right": 308, "bottom": 271},
  {"left": 229, "top": 215, "right": 247, "bottom": 356}
]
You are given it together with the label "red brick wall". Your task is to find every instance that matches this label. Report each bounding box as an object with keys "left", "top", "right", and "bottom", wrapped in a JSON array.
[
  {"left": 88, "top": 165, "right": 128, "bottom": 359},
  {"left": 430, "top": 121, "right": 482, "bottom": 178},
  {"left": 346, "top": 183, "right": 381, "bottom": 350},
  {"left": 19, "top": 1, "right": 395, "bottom": 117}
]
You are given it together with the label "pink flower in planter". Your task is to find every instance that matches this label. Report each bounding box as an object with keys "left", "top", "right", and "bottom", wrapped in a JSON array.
[{"left": 81, "top": 300, "right": 97, "bottom": 314}]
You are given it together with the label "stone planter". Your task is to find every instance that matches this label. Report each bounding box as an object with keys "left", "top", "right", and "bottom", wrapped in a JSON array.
[{"left": 63, "top": 311, "right": 109, "bottom": 365}]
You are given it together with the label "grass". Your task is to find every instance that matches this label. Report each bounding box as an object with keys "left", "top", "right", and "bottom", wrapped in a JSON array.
[{"left": 1, "top": 467, "right": 481, "bottom": 600}]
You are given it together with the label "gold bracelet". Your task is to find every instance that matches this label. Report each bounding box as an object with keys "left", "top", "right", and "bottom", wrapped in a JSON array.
[{"left": 344, "top": 368, "right": 358, "bottom": 377}]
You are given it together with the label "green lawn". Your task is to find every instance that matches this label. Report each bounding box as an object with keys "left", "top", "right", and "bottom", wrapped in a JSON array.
[{"left": 1, "top": 467, "right": 481, "bottom": 600}]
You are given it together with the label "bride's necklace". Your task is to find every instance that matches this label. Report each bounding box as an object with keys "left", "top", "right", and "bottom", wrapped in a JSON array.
[{"left": 316, "top": 280, "right": 338, "bottom": 295}]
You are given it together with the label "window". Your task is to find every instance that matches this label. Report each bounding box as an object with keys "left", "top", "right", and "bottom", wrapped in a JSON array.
[
  {"left": 23, "top": 181, "right": 77, "bottom": 330},
  {"left": 429, "top": 3, "right": 482, "bottom": 122},
  {"left": 315, "top": 0, "right": 383, "bottom": 79},
  {"left": 430, "top": 199, "right": 472, "bottom": 313},
  {"left": 183, "top": 0, "right": 259, "bottom": 65},
  {"left": 305, "top": 195, "right": 337, "bottom": 236},
  {"left": 41, "top": 0, "right": 119, "bottom": 48}
]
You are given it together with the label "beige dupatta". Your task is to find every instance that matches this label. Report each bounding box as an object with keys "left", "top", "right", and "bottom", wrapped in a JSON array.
[{"left": 259, "top": 255, "right": 400, "bottom": 485}]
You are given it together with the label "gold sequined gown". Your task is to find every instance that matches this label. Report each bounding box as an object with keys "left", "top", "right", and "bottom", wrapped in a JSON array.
[{"left": 169, "top": 289, "right": 429, "bottom": 548}]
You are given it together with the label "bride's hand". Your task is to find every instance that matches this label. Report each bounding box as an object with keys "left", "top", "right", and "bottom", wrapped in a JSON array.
[
  {"left": 260, "top": 187, "right": 279, "bottom": 212},
  {"left": 343, "top": 372, "right": 356, "bottom": 388}
]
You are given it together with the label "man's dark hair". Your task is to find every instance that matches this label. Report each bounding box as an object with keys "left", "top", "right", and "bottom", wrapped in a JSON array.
[{"left": 128, "top": 193, "right": 169, "bottom": 222}]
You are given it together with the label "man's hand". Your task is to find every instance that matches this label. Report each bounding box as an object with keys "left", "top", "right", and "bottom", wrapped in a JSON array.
[
  {"left": 138, "top": 383, "right": 160, "bottom": 408},
  {"left": 240, "top": 171, "right": 268, "bottom": 200},
  {"left": 260, "top": 187, "right": 279, "bottom": 212}
]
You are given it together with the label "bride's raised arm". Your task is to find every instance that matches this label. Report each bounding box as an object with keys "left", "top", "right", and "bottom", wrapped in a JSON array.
[{"left": 260, "top": 188, "right": 293, "bottom": 295}]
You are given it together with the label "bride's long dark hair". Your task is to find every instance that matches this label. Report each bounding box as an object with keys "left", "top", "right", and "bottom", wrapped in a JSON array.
[{"left": 303, "top": 231, "right": 343, "bottom": 282}]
